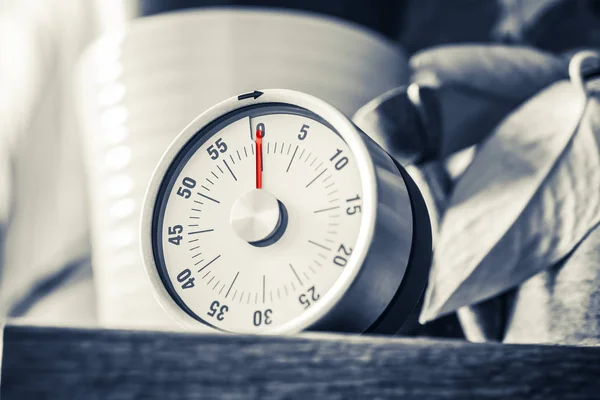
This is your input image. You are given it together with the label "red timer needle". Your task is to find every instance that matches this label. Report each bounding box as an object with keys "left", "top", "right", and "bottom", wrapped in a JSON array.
[{"left": 255, "top": 128, "right": 263, "bottom": 189}]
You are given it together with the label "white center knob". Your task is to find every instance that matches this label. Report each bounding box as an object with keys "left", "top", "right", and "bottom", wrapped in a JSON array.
[{"left": 230, "top": 189, "right": 282, "bottom": 244}]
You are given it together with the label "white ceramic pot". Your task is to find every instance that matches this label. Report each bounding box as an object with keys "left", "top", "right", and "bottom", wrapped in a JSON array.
[{"left": 76, "top": 8, "right": 408, "bottom": 328}]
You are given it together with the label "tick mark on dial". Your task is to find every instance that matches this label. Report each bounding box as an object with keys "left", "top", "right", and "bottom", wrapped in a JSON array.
[
  {"left": 191, "top": 252, "right": 202, "bottom": 259},
  {"left": 213, "top": 279, "right": 220, "bottom": 290},
  {"left": 232, "top": 290, "right": 238, "bottom": 301},
  {"left": 327, "top": 189, "right": 338, "bottom": 196},
  {"left": 325, "top": 182, "right": 335, "bottom": 190},
  {"left": 323, "top": 175, "right": 332, "bottom": 183},
  {"left": 310, "top": 157, "right": 317, "bottom": 167},
  {"left": 314, "top": 260, "right": 322, "bottom": 267},
  {"left": 206, "top": 178, "right": 215, "bottom": 185},
  {"left": 202, "top": 270, "right": 211, "bottom": 279},
  {"left": 308, "top": 240, "right": 331, "bottom": 251},
  {"left": 188, "top": 224, "right": 198, "bottom": 227},
  {"left": 328, "top": 198, "right": 340, "bottom": 204},
  {"left": 303, "top": 271, "right": 310, "bottom": 281},
  {"left": 306, "top": 169, "right": 327, "bottom": 188},
  {"left": 309, "top": 265, "right": 316, "bottom": 274},
  {"left": 318, "top": 253, "right": 327, "bottom": 259},
  {"left": 225, "top": 271, "right": 239, "bottom": 298},
  {"left": 223, "top": 159, "right": 237, "bottom": 181},
  {"left": 207, "top": 276, "right": 215, "bottom": 285},
  {"left": 201, "top": 185, "right": 211, "bottom": 191},
  {"left": 289, "top": 264, "right": 303, "bottom": 286},
  {"left": 212, "top": 171, "right": 220, "bottom": 179},
  {"left": 262, "top": 275, "right": 266, "bottom": 304},
  {"left": 217, "top": 166, "right": 224, "bottom": 174},
  {"left": 314, "top": 205, "right": 340, "bottom": 214},
  {"left": 244, "top": 147, "right": 248, "bottom": 158},
  {"left": 229, "top": 154, "right": 236, "bottom": 165},
  {"left": 299, "top": 148, "right": 306, "bottom": 161},
  {"left": 274, "top": 142, "right": 278, "bottom": 154},
  {"left": 287, "top": 143, "right": 292, "bottom": 155},
  {"left": 198, "top": 254, "right": 221, "bottom": 273},
  {"left": 198, "top": 193, "right": 220, "bottom": 204},
  {"left": 189, "top": 229, "right": 214, "bottom": 235},
  {"left": 193, "top": 258, "right": 204, "bottom": 265},
  {"left": 190, "top": 216, "right": 200, "bottom": 220},
  {"left": 191, "top": 208, "right": 201, "bottom": 212},
  {"left": 194, "top": 200, "right": 203, "bottom": 205},
  {"left": 219, "top": 284, "right": 225, "bottom": 295},
  {"left": 189, "top": 245, "right": 200, "bottom": 251},
  {"left": 286, "top": 145, "right": 298, "bottom": 173},
  {"left": 315, "top": 162, "right": 324, "bottom": 171},
  {"left": 188, "top": 238, "right": 199, "bottom": 244},
  {"left": 237, "top": 150, "right": 241, "bottom": 161}
]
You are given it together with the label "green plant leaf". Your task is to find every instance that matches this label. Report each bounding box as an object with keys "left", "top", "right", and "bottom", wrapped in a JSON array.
[
  {"left": 420, "top": 80, "right": 600, "bottom": 323},
  {"left": 411, "top": 45, "right": 569, "bottom": 156}
]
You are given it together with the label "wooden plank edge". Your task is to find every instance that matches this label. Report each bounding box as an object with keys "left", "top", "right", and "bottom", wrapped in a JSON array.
[{"left": 2, "top": 325, "right": 599, "bottom": 399}]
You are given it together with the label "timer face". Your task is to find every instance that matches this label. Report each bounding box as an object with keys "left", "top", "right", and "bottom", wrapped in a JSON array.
[{"left": 152, "top": 104, "right": 365, "bottom": 333}]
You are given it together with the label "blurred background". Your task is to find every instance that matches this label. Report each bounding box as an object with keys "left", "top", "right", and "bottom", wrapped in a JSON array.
[{"left": 1, "top": 0, "right": 599, "bottom": 337}]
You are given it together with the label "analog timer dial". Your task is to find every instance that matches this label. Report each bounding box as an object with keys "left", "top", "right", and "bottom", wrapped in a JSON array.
[{"left": 142, "top": 90, "right": 432, "bottom": 334}]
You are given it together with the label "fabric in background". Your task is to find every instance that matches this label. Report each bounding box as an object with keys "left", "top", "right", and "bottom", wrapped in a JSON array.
[{"left": 0, "top": 0, "right": 98, "bottom": 324}]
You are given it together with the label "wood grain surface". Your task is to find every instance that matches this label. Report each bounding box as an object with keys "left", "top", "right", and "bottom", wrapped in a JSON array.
[{"left": 2, "top": 325, "right": 599, "bottom": 399}]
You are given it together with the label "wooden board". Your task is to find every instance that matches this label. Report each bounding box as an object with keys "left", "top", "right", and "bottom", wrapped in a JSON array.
[{"left": 2, "top": 325, "right": 599, "bottom": 399}]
